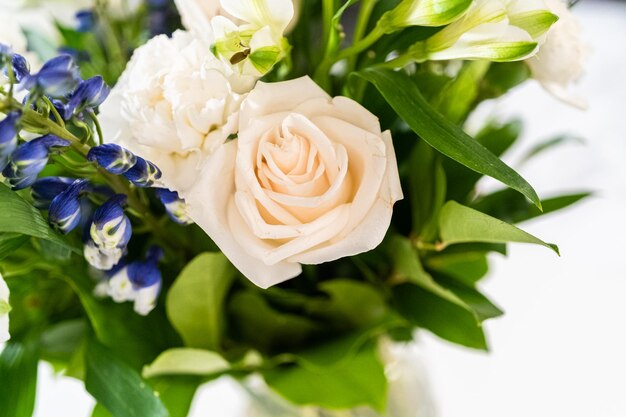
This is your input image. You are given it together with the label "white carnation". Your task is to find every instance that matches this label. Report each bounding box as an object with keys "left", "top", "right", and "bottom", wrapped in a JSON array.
[{"left": 99, "top": 30, "right": 253, "bottom": 194}]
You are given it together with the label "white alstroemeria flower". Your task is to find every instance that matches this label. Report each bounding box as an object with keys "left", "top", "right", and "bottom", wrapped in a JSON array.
[
  {"left": 378, "top": 0, "right": 473, "bottom": 33},
  {"left": 211, "top": 0, "right": 295, "bottom": 77},
  {"left": 174, "top": 0, "right": 301, "bottom": 40},
  {"left": 526, "top": 0, "right": 586, "bottom": 108},
  {"left": 185, "top": 77, "right": 403, "bottom": 288},
  {"left": 411, "top": 0, "right": 558, "bottom": 62},
  {"left": 99, "top": 30, "right": 252, "bottom": 194},
  {"left": 0, "top": 273, "right": 11, "bottom": 343}
]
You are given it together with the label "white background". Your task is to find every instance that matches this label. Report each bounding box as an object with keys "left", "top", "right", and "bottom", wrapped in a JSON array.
[{"left": 12, "top": 1, "right": 626, "bottom": 416}]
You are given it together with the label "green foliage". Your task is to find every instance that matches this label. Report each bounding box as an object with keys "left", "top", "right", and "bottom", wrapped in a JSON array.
[
  {"left": 472, "top": 190, "right": 591, "bottom": 224},
  {"left": 0, "top": 184, "right": 75, "bottom": 251},
  {"left": 0, "top": 340, "right": 39, "bottom": 417},
  {"left": 0, "top": 234, "right": 28, "bottom": 260},
  {"left": 143, "top": 348, "right": 230, "bottom": 379},
  {"left": 439, "top": 201, "right": 560, "bottom": 254},
  {"left": 389, "top": 236, "right": 487, "bottom": 349},
  {"left": 166, "top": 252, "right": 236, "bottom": 350},
  {"left": 264, "top": 342, "right": 387, "bottom": 411},
  {"left": 358, "top": 68, "right": 542, "bottom": 208},
  {"left": 85, "top": 339, "right": 169, "bottom": 417}
]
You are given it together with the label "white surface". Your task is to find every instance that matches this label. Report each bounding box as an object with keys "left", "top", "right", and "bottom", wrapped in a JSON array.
[{"left": 30, "top": 1, "right": 626, "bottom": 416}]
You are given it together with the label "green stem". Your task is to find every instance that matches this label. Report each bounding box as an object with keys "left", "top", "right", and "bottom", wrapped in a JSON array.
[
  {"left": 347, "top": 0, "right": 378, "bottom": 72},
  {"left": 314, "top": 25, "right": 385, "bottom": 85},
  {"left": 87, "top": 110, "right": 104, "bottom": 145},
  {"left": 43, "top": 96, "right": 65, "bottom": 128}
]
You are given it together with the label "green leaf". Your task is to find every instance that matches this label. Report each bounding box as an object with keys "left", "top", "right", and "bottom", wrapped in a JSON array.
[
  {"left": 0, "top": 233, "right": 28, "bottom": 260},
  {"left": 471, "top": 189, "right": 591, "bottom": 224},
  {"left": 85, "top": 339, "right": 169, "bottom": 417},
  {"left": 0, "top": 184, "right": 74, "bottom": 250},
  {"left": 66, "top": 266, "right": 175, "bottom": 370},
  {"left": 434, "top": 274, "right": 503, "bottom": 321},
  {"left": 446, "top": 119, "right": 523, "bottom": 202},
  {"left": 0, "top": 341, "right": 39, "bottom": 417},
  {"left": 229, "top": 290, "right": 319, "bottom": 353},
  {"left": 143, "top": 349, "right": 230, "bottom": 379},
  {"left": 426, "top": 251, "right": 490, "bottom": 284},
  {"left": 434, "top": 60, "right": 491, "bottom": 124},
  {"left": 39, "top": 319, "right": 86, "bottom": 365},
  {"left": 264, "top": 342, "right": 387, "bottom": 411},
  {"left": 480, "top": 61, "right": 531, "bottom": 100},
  {"left": 439, "top": 201, "right": 559, "bottom": 254},
  {"left": 358, "top": 68, "right": 541, "bottom": 208},
  {"left": 407, "top": 140, "right": 447, "bottom": 240},
  {"left": 390, "top": 236, "right": 488, "bottom": 348},
  {"left": 149, "top": 377, "right": 201, "bottom": 417},
  {"left": 166, "top": 252, "right": 236, "bottom": 350},
  {"left": 392, "top": 283, "right": 487, "bottom": 349},
  {"left": 305, "top": 280, "right": 388, "bottom": 330}
]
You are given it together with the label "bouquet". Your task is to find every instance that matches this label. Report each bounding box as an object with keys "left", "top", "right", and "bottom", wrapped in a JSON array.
[{"left": 0, "top": 0, "right": 587, "bottom": 415}]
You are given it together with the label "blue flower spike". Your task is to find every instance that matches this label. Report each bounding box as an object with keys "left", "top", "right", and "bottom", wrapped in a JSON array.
[
  {"left": 65, "top": 76, "right": 110, "bottom": 118},
  {"left": 2, "top": 135, "right": 71, "bottom": 190},
  {"left": 155, "top": 188, "right": 193, "bottom": 225},
  {"left": 0, "top": 111, "right": 21, "bottom": 171},
  {"left": 128, "top": 247, "right": 164, "bottom": 316},
  {"left": 31, "top": 176, "right": 76, "bottom": 209},
  {"left": 22, "top": 55, "right": 80, "bottom": 97},
  {"left": 75, "top": 9, "right": 96, "bottom": 33},
  {"left": 90, "top": 194, "right": 132, "bottom": 250},
  {"left": 124, "top": 157, "right": 162, "bottom": 187},
  {"left": 48, "top": 179, "right": 89, "bottom": 234},
  {"left": 87, "top": 144, "right": 137, "bottom": 175}
]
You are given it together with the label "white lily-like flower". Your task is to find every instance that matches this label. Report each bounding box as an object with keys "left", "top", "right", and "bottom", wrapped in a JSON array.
[
  {"left": 410, "top": 0, "right": 558, "bottom": 62},
  {"left": 526, "top": 0, "right": 586, "bottom": 108},
  {"left": 211, "top": 0, "right": 295, "bottom": 76},
  {"left": 0, "top": 273, "right": 11, "bottom": 343},
  {"left": 378, "top": 0, "right": 473, "bottom": 33}
]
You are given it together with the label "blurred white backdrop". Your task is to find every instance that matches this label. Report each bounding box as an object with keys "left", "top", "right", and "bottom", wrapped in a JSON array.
[{"left": 26, "top": 1, "right": 626, "bottom": 416}]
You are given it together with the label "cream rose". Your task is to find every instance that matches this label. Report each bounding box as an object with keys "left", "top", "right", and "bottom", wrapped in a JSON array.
[
  {"left": 99, "top": 30, "right": 254, "bottom": 193},
  {"left": 185, "top": 77, "right": 403, "bottom": 288},
  {"left": 0, "top": 273, "right": 10, "bottom": 343},
  {"left": 526, "top": 0, "right": 586, "bottom": 108}
]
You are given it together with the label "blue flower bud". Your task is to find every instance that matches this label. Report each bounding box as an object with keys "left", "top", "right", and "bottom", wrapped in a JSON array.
[
  {"left": 84, "top": 240, "right": 124, "bottom": 271},
  {"left": 31, "top": 176, "right": 76, "bottom": 209},
  {"left": 127, "top": 247, "right": 164, "bottom": 316},
  {"left": 22, "top": 55, "right": 80, "bottom": 98},
  {"left": 75, "top": 10, "right": 96, "bottom": 33},
  {"left": 11, "top": 54, "right": 30, "bottom": 83},
  {"left": 2, "top": 135, "right": 70, "bottom": 190},
  {"left": 87, "top": 143, "right": 136, "bottom": 175},
  {"left": 90, "top": 194, "right": 132, "bottom": 250},
  {"left": 65, "top": 76, "right": 110, "bottom": 118},
  {"left": 155, "top": 188, "right": 193, "bottom": 225},
  {"left": 48, "top": 179, "right": 89, "bottom": 234},
  {"left": 0, "top": 111, "right": 21, "bottom": 171},
  {"left": 123, "top": 157, "right": 162, "bottom": 187}
]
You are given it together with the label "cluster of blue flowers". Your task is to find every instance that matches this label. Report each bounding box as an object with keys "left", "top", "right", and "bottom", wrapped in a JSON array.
[{"left": 0, "top": 44, "right": 190, "bottom": 315}]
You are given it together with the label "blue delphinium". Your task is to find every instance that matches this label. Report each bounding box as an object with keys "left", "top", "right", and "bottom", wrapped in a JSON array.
[
  {"left": 123, "top": 157, "right": 162, "bottom": 187},
  {"left": 0, "top": 111, "right": 21, "bottom": 171},
  {"left": 64, "top": 76, "right": 110, "bottom": 119},
  {"left": 48, "top": 179, "right": 89, "bottom": 234},
  {"left": 31, "top": 176, "right": 76, "bottom": 209},
  {"left": 22, "top": 55, "right": 80, "bottom": 98},
  {"left": 155, "top": 188, "right": 193, "bottom": 225},
  {"left": 100, "top": 247, "right": 164, "bottom": 316},
  {"left": 88, "top": 144, "right": 137, "bottom": 175},
  {"left": 75, "top": 9, "right": 96, "bottom": 33},
  {"left": 2, "top": 135, "right": 71, "bottom": 190},
  {"left": 89, "top": 194, "right": 132, "bottom": 250}
]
